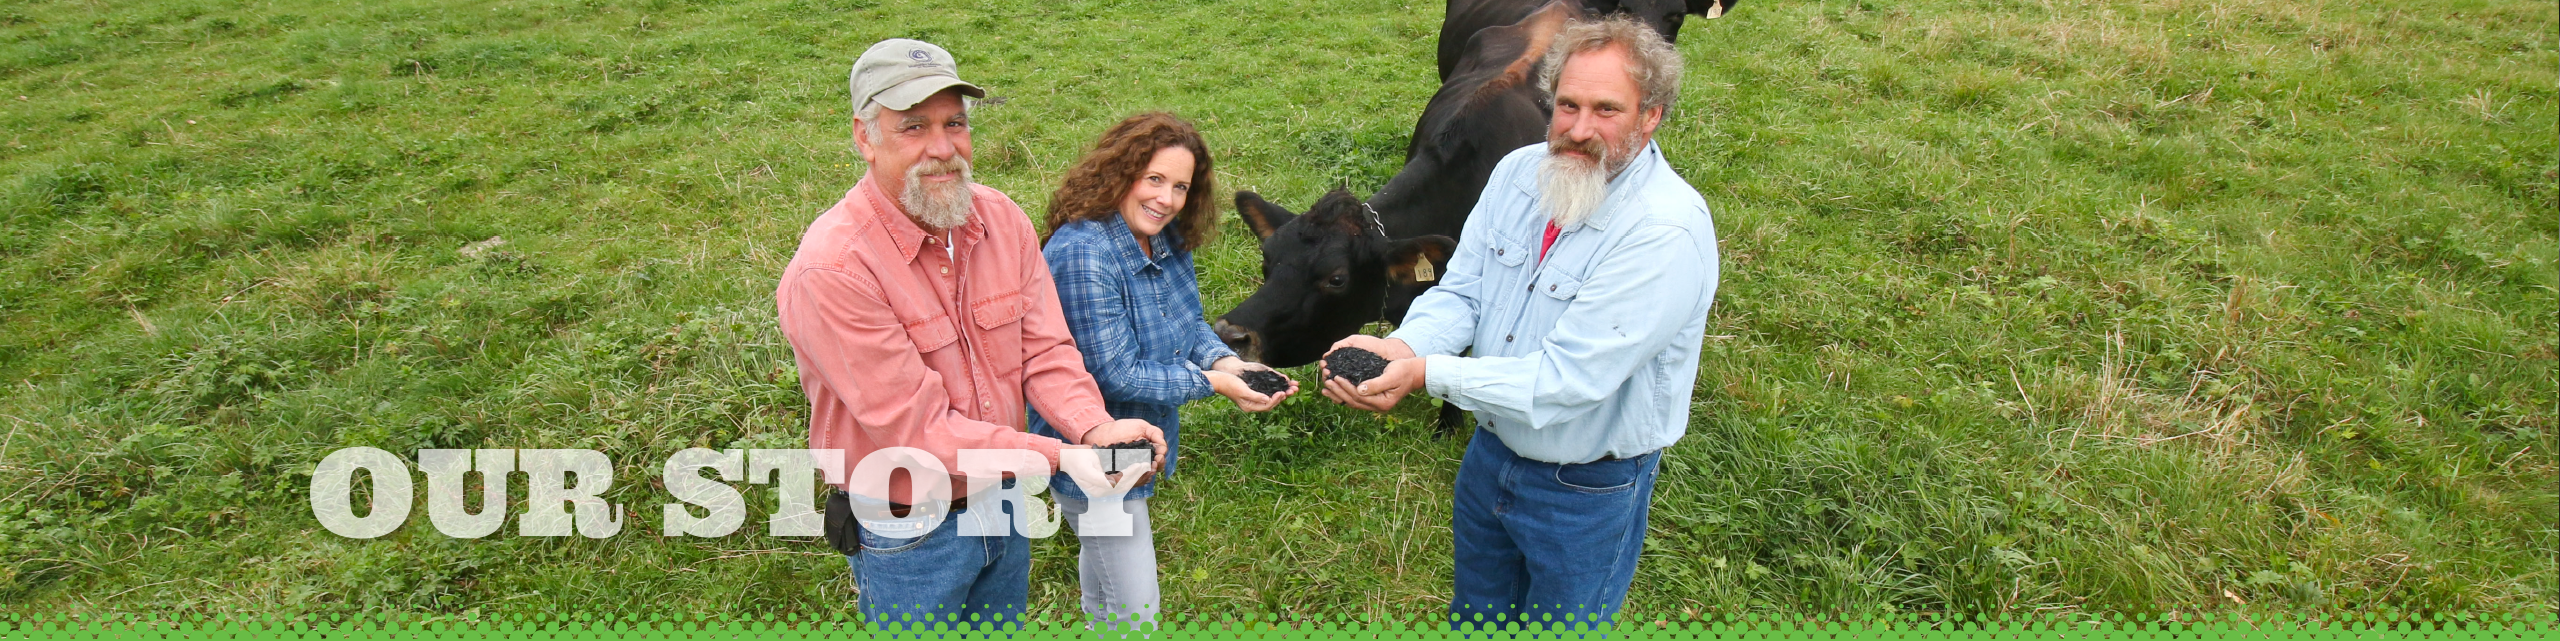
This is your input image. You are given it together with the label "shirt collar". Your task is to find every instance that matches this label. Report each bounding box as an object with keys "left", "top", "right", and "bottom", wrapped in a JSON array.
[
  {"left": 1099, "top": 214, "right": 1176, "bottom": 274},
  {"left": 1522, "top": 140, "right": 1662, "bottom": 233},
  {"left": 859, "top": 175, "right": 985, "bottom": 264},
  {"left": 1576, "top": 140, "right": 1661, "bottom": 232}
]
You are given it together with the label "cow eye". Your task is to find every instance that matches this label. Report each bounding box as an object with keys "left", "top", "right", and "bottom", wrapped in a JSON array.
[{"left": 1324, "top": 274, "right": 1349, "bottom": 288}]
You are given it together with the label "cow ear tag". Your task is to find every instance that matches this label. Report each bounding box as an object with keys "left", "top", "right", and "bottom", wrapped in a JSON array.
[{"left": 1412, "top": 260, "right": 1436, "bottom": 283}]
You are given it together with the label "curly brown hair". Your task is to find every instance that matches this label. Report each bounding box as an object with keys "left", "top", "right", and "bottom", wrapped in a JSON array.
[{"left": 1042, "top": 112, "right": 1218, "bottom": 251}]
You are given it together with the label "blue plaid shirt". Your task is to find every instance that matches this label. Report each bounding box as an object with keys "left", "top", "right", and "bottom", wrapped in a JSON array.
[{"left": 1028, "top": 215, "right": 1236, "bottom": 500}]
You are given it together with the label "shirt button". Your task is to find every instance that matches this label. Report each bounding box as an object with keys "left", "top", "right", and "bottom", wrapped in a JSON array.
[
  {"left": 1505, "top": 334, "right": 1514, "bottom": 342},
  {"left": 941, "top": 266, "right": 949, "bottom": 274},
  {"left": 1549, "top": 284, "right": 1558, "bottom": 292},
  {"left": 1497, "top": 249, "right": 1505, "bottom": 256}
]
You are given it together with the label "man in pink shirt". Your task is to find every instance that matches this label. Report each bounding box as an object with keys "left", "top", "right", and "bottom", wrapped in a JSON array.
[{"left": 776, "top": 38, "right": 1162, "bottom": 627}]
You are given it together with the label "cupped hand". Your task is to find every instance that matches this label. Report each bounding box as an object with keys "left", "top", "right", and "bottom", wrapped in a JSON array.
[
  {"left": 1206, "top": 364, "right": 1297, "bottom": 412},
  {"left": 1057, "top": 444, "right": 1114, "bottom": 492},
  {"left": 1074, "top": 418, "right": 1166, "bottom": 484},
  {"left": 1325, "top": 335, "right": 1418, "bottom": 362},
  {"left": 1320, "top": 335, "right": 1415, "bottom": 384},
  {"left": 1318, "top": 356, "right": 1424, "bottom": 413}
]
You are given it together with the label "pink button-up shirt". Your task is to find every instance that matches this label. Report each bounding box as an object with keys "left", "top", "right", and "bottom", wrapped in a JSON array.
[{"left": 776, "top": 177, "right": 1112, "bottom": 505}]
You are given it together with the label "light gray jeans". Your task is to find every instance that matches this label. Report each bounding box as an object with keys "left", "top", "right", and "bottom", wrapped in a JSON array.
[{"left": 1055, "top": 494, "right": 1158, "bottom": 631}]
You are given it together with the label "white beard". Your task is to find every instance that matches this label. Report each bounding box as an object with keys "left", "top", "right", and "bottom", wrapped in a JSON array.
[
  {"left": 902, "top": 156, "right": 976, "bottom": 231},
  {"left": 1539, "top": 131, "right": 1645, "bottom": 227},
  {"left": 1537, "top": 144, "right": 1613, "bottom": 228}
]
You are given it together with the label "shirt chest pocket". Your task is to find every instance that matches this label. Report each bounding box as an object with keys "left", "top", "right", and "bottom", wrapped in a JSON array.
[
  {"left": 1536, "top": 273, "right": 1583, "bottom": 301},
  {"left": 969, "top": 290, "right": 1031, "bottom": 376},
  {"left": 901, "top": 315, "right": 960, "bottom": 353},
  {"left": 1490, "top": 236, "right": 1528, "bottom": 268}
]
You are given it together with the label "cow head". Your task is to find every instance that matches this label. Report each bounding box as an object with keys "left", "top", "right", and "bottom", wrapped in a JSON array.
[{"left": 1214, "top": 190, "right": 1455, "bottom": 367}]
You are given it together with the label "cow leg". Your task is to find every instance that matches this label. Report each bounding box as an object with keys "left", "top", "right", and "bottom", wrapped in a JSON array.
[{"left": 1435, "top": 402, "right": 1470, "bottom": 438}]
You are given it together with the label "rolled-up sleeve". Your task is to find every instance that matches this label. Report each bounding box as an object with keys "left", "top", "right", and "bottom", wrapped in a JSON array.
[
  {"left": 1424, "top": 220, "right": 1709, "bottom": 430},
  {"left": 1188, "top": 321, "right": 1237, "bottom": 371},
  {"left": 1047, "top": 244, "right": 1215, "bottom": 407},
  {"left": 1017, "top": 245, "right": 1117, "bottom": 454},
  {"left": 777, "top": 267, "right": 1069, "bottom": 466}
]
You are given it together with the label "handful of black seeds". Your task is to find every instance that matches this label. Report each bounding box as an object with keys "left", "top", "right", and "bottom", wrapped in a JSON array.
[
  {"left": 1100, "top": 440, "right": 1155, "bottom": 474},
  {"left": 1239, "top": 369, "right": 1291, "bottom": 396},
  {"left": 1324, "top": 347, "right": 1390, "bottom": 385}
]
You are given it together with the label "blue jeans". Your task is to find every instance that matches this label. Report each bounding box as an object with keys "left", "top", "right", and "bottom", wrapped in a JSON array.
[
  {"left": 844, "top": 502, "right": 1031, "bottom": 631},
  {"left": 1449, "top": 427, "right": 1661, "bottom": 630}
]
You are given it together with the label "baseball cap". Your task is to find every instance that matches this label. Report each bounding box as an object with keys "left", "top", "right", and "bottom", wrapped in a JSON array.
[{"left": 849, "top": 39, "right": 987, "bottom": 111}]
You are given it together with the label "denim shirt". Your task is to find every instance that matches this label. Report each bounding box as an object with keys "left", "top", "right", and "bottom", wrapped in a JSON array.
[
  {"left": 1389, "top": 141, "right": 1719, "bottom": 464},
  {"left": 1028, "top": 215, "right": 1236, "bottom": 499}
]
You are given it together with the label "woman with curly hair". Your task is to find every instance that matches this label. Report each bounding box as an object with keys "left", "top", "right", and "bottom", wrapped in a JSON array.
[{"left": 1029, "top": 112, "right": 1296, "bottom": 625}]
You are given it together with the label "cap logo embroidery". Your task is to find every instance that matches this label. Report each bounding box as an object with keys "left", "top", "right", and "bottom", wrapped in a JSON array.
[{"left": 908, "top": 49, "right": 932, "bottom": 62}]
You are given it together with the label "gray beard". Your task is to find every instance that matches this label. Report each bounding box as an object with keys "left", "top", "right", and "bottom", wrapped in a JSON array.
[
  {"left": 901, "top": 157, "right": 976, "bottom": 231},
  {"left": 1537, "top": 146, "right": 1613, "bottom": 228}
]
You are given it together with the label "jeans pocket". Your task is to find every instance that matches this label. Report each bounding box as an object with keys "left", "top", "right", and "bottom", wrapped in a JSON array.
[
  {"left": 857, "top": 521, "right": 933, "bottom": 555},
  {"left": 1553, "top": 456, "right": 1645, "bottom": 494}
]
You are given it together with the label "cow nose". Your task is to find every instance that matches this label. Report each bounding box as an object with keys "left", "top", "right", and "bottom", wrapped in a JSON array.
[{"left": 1213, "top": 319, "right": 1262, "bottom": 363}]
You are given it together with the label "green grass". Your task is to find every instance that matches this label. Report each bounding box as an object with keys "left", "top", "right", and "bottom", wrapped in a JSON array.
[{"left": 0, "top": 0, "right": 2552, "bottom": 619}]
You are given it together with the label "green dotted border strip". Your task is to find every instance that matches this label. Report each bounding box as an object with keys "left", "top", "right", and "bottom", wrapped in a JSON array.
[{"left": 4, "top": 611, "right": 2553, "bottom": 640}]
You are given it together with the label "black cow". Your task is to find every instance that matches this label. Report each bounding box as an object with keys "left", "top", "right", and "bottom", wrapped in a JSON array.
[
  {"left": 1216, "top": 0, "right": 1576, "bottom": 368},
  {"left": 1435, "top": 0, "right": 1737, "bottom": 83},
  {"left": 1215, "top": 0, "right": 1734, "bottom": 428},
  {"left": 1222, "top": 190, "right": 1455, "bottom": 367}
]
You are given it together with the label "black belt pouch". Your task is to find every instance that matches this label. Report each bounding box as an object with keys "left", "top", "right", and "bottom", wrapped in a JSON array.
[{"left": 823, "top": 489, "right": 860, "bottom": 556}]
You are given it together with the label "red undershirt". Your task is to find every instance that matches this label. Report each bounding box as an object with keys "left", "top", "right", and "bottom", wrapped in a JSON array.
[{"left": 1539, "top": 220, "right": 1562, "bottom": 262}]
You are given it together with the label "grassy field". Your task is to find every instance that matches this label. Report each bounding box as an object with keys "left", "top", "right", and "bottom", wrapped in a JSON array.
[{"left": 0, "top": 0, "right": 2552, "bottom": 619}]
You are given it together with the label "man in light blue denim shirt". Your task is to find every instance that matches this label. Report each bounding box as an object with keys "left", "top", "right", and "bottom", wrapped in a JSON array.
[{"left": 1320, "top": 16, "right": 1716, "bottom": 627}]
